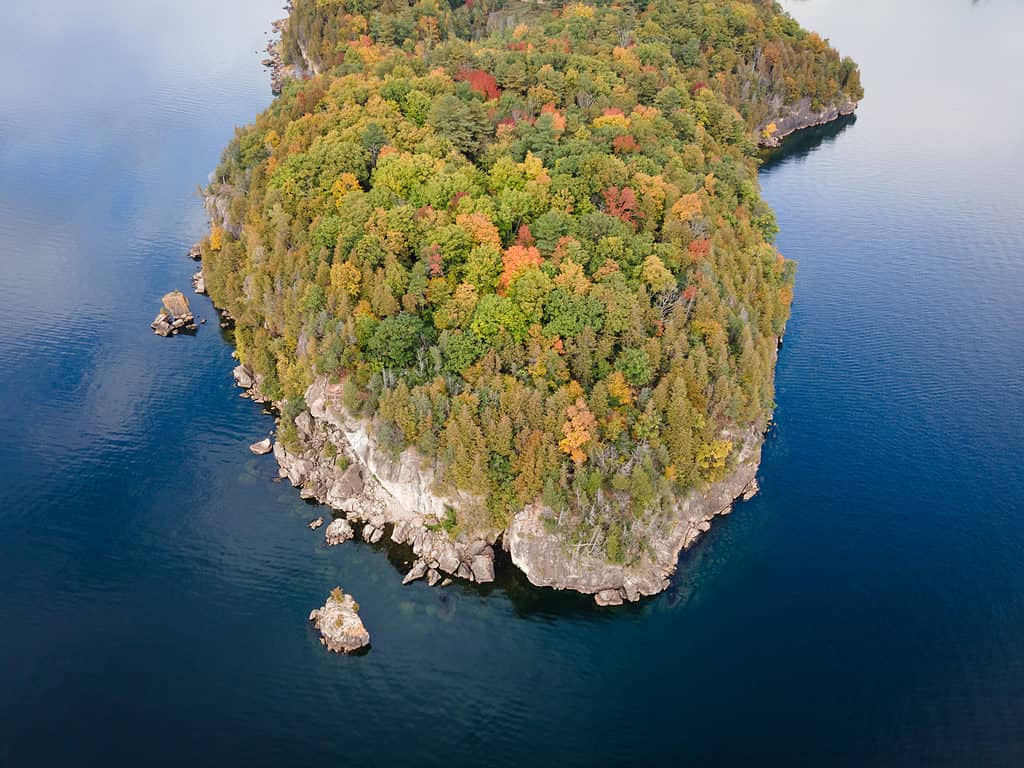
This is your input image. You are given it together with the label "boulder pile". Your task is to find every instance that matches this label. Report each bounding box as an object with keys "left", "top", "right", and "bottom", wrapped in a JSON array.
[{"left": 150, "top": 290, "right": 196, "bottom": 337}]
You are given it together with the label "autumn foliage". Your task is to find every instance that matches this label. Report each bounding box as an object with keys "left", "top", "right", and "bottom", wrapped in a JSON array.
[{"left": 202, "top": 0, "right": 842, "bottom": 558}]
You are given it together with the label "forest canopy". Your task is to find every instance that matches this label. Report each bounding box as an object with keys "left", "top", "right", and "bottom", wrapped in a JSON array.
[{"left": 203, "top": 0, "right": 858, "bottom": 562}]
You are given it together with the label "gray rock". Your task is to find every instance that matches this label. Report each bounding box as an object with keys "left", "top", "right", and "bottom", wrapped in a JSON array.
[
  {"left": 427, "top": 568, "right": 441, "bottom": 587},
  {"left": 438, "top": 548, "right": 461, "bottom": 575},
  {"left": 469, "top": 554, "right": 495, "bottom": 583},
  {"left": 294, "top": 410, "right": 313, "bottom": 439}
]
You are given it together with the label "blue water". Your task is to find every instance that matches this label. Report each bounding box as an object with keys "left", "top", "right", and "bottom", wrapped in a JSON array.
[{"left": 2, "top": 0, "right": 1023, "bottom": 764}]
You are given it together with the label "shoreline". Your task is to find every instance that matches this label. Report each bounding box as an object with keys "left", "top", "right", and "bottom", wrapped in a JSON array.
[{"left": 232, "top": 365, "right": 770, "bottom": 605}]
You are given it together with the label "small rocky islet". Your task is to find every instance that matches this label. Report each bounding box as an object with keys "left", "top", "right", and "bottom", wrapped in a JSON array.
[
  {"left": 309, "top": 587, "right": 370, "bottom": 654},
  {"left": 150, "top": 290, "right": 196, "bottom": 337}
]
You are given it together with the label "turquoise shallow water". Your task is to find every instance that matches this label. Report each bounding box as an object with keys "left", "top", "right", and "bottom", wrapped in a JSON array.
[{"left": 1, "top": 0, "right": 1023, "bottom": 765}]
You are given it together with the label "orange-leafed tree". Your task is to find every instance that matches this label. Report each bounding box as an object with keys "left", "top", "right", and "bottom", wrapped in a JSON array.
[
  {"left": 499, "top": 244, "right": 543, "bottom": 293},
  {"left": 559, "top": 398, "right": 597, "bottom": 465}
]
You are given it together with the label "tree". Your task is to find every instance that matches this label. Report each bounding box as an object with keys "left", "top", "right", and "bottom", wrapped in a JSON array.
[
  {"left": 559, "top": 398, "right": 597, "bottom": 465},
  {"left": 428, "top": 95, "right": 490, "bottom": 157},
  {"left": 366, "top": 313, "right": 428, "bottom": 370}
]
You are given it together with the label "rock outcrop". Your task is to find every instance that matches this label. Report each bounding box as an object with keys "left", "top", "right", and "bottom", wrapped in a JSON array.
[
  {"left": 187, "top": 243, "right": 202, "bottom": 261},
  {"left": 309, "top": 588, "right": 369, "bottom": 653},
  {"left": 759, "top": 97, "right": 858, "bottom": 148},
  {"left": 324, "top": 517, "right": 354, "bottom": 546},
  {"left": 150, "top": 290, "right": 196, "bottom": 337},
  {"left": 191, "top": 269, "right": 206, "bottom": 295}
]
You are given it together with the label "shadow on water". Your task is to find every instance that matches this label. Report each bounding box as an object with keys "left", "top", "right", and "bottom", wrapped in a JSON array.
[{"left": 758, "top": 113, "right": 857, "bottom": 172}]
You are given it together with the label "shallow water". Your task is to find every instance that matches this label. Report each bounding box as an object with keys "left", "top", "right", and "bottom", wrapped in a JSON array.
[{"left": 1, "top": 0, "right": 1023, "bottom": 765}]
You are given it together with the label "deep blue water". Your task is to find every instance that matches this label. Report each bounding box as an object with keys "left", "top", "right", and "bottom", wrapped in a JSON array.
[{"left": 2, "top": 0, "right": 1023, "bottom": 765}]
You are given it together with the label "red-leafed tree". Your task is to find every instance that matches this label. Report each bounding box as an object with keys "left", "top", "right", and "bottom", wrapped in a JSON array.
[
  {"left": 612, "top": 134, "right": 641, "bottom": 154},
  {"left": 514, "top": 223, "right": 535, "bottom": 247},
  {"left": 457, "top": 68, "right": 500, "bottom": 100},
  {"left": 688, "top": 239, "right": 711, "bottom": 261},
  {"left": 602, "top": 186, "right": 642, "bottom": 227}
]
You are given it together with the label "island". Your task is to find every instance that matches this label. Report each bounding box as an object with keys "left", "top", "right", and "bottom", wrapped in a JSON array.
[{"left": 202, "top": 0, "right": 861, "bottom": 605}]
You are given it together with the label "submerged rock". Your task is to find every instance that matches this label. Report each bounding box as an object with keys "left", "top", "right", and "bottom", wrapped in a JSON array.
[
  {"left": 324, "top": 517, "right": 354, "bottom": 546},
  {"left": 249, "top": 438, "right": 272, "bottom": 455},
  {"left": 309, "top": 587, "right": 369, "bottom": 654}
]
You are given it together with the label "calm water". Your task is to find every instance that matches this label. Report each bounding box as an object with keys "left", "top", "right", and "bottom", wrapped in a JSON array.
[{"left": 2, "top": 0, "right": 1023, "bottom": 764}]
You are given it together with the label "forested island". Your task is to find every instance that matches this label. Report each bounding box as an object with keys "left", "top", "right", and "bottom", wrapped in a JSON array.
[{"left": 202, "top": 0, "right": 861, "bottom": 604}]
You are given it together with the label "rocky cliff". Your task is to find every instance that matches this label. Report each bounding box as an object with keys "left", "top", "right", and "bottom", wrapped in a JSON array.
[
  {"left": 238, "top": 368, "right": 765, "bottom": 605},
  {"left": 506, "top": 428, "right": 762, "bottom": 605},
  {"left": 759, "top": 97, "right": 858, "bottom": 148}
]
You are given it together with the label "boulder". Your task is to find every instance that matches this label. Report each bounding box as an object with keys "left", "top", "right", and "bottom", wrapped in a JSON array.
[
  {"left": 402, "top": 559, "right": 428, "bottom": 585},
  {"left": 151, "top": 290, "right": 196, "bottom": 337},
  {"left": 192, "top": 270, "right": 206, "bottom": 295},
  {"left": 469, "top": 554, "right": 495, "bottom": 583},
  {"left": 308, "top": 517, "right": 324, "bottom": 530},
  {"left": 332, "top": 464, "right": 363, "bottom": 500},
  {"left": 309, "top": 588, "right": 369, "bottom": 654},
  {"left": 187, "top": 243, "right": 202, "bottom": 260},
  {"left": 249, "top": 438, "right": 272, "bottom": 455},
  {"left": 162, "top": 290, "right": 191, "bottom": 319},
  {"left": 595, "top": 588, "right": 625, "bottom": 606},
  {"left": 427, "top": 568, "right": 441, "bottom": 587},
  {"left": 233, "top": 364, "right": 255, "bottom": 389},
  {"left": 325, "top": 518, "right": 354, "bottom": 546}
]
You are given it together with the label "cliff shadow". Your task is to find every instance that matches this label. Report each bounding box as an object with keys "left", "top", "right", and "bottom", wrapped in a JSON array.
[{"left": 758, "top": 113, "right": 857, "bottom": 173}]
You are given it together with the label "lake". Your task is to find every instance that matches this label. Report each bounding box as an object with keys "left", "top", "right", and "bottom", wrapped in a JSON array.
[{"left": 1, "top": 0, "right": 1023, "bottom": 764}]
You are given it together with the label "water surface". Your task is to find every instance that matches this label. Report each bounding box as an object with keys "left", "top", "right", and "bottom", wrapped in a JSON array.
[{"left": 2, "top": 0, "right": 1023, "bottom": 765}]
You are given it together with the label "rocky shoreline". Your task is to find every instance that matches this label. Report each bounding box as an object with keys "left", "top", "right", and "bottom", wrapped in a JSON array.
[{"left": 237, "top": 366, "right": 766, "bottom": 605}]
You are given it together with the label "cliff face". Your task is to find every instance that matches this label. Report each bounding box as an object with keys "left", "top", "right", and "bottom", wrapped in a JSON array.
[
  {"left": 759, "top": 97, "right": 859, "bottom": 148},
  {"left": 243, "top": 370, "right": 764, "bottom": 605},
  {"left": 506, "top": 426, "right": 762, "bottom": 605},
  {"left": 262, "top": 374, "right": 502, "bottom": 586}
]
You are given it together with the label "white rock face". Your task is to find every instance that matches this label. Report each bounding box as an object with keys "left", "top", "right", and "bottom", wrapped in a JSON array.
[{"left": 269, "top": 377, "right": 498, "bottom": 587}]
